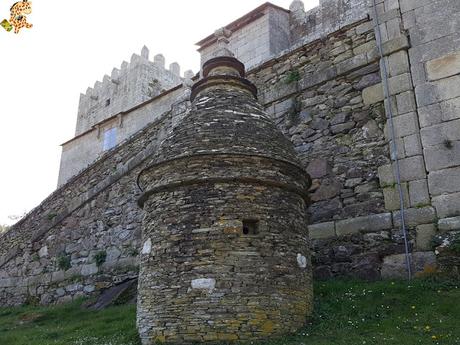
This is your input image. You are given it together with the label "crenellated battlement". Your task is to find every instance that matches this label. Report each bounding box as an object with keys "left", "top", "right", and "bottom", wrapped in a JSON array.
[{"left": 75, "top": 46, "right": 193, "bottom": 136}]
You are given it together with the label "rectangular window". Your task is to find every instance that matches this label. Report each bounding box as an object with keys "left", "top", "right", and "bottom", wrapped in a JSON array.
[
  {"left": 103, "top": 127, "right": 117, "bottom": 151},
  {"left": 242, "top": 219, "right": 259, "bottom": 235}
]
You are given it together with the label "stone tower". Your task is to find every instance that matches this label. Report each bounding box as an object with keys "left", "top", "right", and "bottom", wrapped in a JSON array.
[{"left": 136, "top": 36, "right": 312, "bottom": 344}]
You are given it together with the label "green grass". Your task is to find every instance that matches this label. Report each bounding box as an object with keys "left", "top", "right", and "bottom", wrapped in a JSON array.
[
  {"left": 0, "top": 278, "right": 459, "bottom": 345},
  {"left": 0, "top": 299, "right": 139, "bottom": 345}
]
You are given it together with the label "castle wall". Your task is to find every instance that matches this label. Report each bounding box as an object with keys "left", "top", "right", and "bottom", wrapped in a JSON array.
[
  {"left": 248, "top": 17, "right": 402, "bottom": 279},
  {"left": 57, "top": 86, "right": 187, "bottom": 186},
  {"left": 401, "top": 0, "right": 460, "bottom": 232},
  {"left": 198, "top": 5, "right": 291, "bottom": 70},
  {"left": 0, "top": 100, "right": 190, "bottom": 306},
  {"left": 2, "top": 0, "right": 460, "bottom": 308},
  {"left": 75, "top": 50, "right": 183, "bottom": 136}
]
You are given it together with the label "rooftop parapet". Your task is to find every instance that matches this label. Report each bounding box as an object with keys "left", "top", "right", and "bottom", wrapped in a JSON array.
[
  {"left": 196, "top": 0, "right": 370, "bottom": 71},
  {"left": 75, "top": 46, "right": 192, "bottom": 136}
]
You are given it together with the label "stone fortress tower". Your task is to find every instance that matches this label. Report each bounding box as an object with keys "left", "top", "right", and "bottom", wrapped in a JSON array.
[
  {"left": 2, "top": 0, "right": 460, "bottom": 337},
  {"left": 58, "top": 47, "right": 192, "bottom": 186},
  {"left": 136, "top": 31, "right": 312, "bottom": 344}
]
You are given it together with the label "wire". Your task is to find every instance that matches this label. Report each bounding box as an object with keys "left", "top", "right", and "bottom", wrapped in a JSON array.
[{"left": 371, "top": 0, "right": 412, "bottom": 280}]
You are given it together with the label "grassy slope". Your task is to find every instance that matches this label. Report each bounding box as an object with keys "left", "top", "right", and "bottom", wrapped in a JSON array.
[{"left": 0, "top": 278, "right": 459, "bottom": 345}]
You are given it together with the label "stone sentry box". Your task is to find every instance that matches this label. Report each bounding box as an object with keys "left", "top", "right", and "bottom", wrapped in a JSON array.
[{"left": 136, "top": 52, "right": 313, "bottom": 343}]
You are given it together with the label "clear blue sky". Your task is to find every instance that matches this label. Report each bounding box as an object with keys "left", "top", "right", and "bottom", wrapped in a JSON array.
[{"left": 0, "top": 0, "right": 318, "bottom": 225}]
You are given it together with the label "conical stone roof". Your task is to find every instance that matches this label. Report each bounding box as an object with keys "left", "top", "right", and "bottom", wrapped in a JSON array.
[{"left": 154, "top": 57, "right": 302, "bottom": 168}]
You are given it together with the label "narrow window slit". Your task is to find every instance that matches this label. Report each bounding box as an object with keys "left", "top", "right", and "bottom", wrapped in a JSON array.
[{"left": 242, "top": 219, "right": 259, "bottom": 235}]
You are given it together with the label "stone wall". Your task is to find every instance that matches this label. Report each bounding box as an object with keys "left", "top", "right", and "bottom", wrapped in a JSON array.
[
  {"left": 75, "top": 47, "right": 184, "bottom": 136},
  {"left": 58, "top": 85, "right": 188, "bottom": 186},
  {"left": 0, "top": 99, "right": 190, "bottom": 306},
  {"left": 247, "top": 17, "right": 406, "bottom": 279},
  {"left": 2, "top": 0, "right": 460, "bottom": 308},
  {"left": 402, "top": 0, "right": 460, "bottom": 240},
  {"left": 197, "top": 4, "right": 291, "bottom": 70}
]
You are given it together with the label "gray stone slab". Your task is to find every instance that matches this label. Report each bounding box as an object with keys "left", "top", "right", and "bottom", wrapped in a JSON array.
[
  {"left": 383, "top": 184, "right": 410, "bottom": 211},
  {"left": 438, "top": 216, "right": 460, "bottom": 232},
  {"left": 429, "top": 166, "right": 460, "bottom": 196},
  {"left": 393, "top": 206, "right": 436, "bottom": 227},
  {"left": 418, "top": 103, "right": 442, "bottom": 128},
  {"left": 416, "top": 224, "right": 437, "bottom": 251},
  {"left": 336, "top": 213, "right": 393, "bottom": 236},
  {"left": 426, "top": 51, "right": 460, "bottom": 81},
  {"left": 408, "top": 179, "right": 430, "bottom": 207},
  {"left": 385, "top": 112, "right": 419, "bottom": 139},
  {"left": 398, "top": 155, "right": 427, "bottom": 182},
  {"left": 440, "top": 97, "right": 460, "bottom": 122},
  {"left": 432, "top": 192, "right": 460, "bottom": 218},
  {"left": 308, "top": 222, "right": 336, "bottom": 240},
  {"left": 381, "top": 251, "right": 436, "bottom": 279},
  {"left": 421, "top": 119, "right": 460, "bottom": 148},
  {"left": 396, "top": 91, "right": 417, "bottom": 115},
  {"left": 400, "top": 0, "right": 432, "bottom": 13},
  {"left": 424, "top": 141, "right": 460, "bottom": 172},
  {"left": 404, "top": 134, "right": 423, "bottom": 157},
  {"left": 382, "top": 35, "right": 410, "bottom": 56},
  {"left": 363, "top": 83, "right": 384, "bottom": 105},
  {"left": 434, "top": 74, "right": 460, "bottom": 102}
]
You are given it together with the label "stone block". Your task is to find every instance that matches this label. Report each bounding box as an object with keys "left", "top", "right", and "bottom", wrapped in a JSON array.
[
  {"left": 383, "top": 184, "right": 410, "bottom": 211},
  {"left": 306, "top": 158, "right": 331, "bottom": 179},
  {"left": 426, "top": 51, "right": 460, "bottom": 81},
  {"left": 396, "top": 91, "right": 416, "bottom": 114},
  {"left": 378, "top": 164, "right": 395, "bottom": 187},
  {"left": 400, "top": 0, "right": 432, "bottom": 13},
  {"left": 388, "top": 73, "right": 413, "bottom": 96},
  {"left": 416, "top": 224, "right": 437, "bottom": 251},
  {"left": 418, "top": 103, "right": 442, "bottom": 128},
  {"left": 432, "top": 192, "right": 460, "bottom": 218},
  {"left": 51, "top": 270, "right": 65, "bottom": 283},
  {"left": 81, "top": 263, "right": 98, "bottom": 276},
  {"left": 421, "top": 119, "right": 460, "bottom": 147},
  {"left": 353, "top": 41, "right": 377, "bottom": 56},
  {"left": 308, "top": 222, "right": 336, "bottom": 240},
  {"left": 393, "top": 206, "right": 436, "bottom": 227},
  {"left": 404, "top": 134, "right": 422, "bottom": 157},
  {"left": 410, "top": 62, "right": 427, "bottom": 87},
  {"left": 375, "top": 8, "right": 400, "bottom": 24},
  {"left": 440, "top": 97, "right": 460, "bottom": 122},
  {"left": 424, "top": 141, "right": 460, "bottom": 172},
  {"left": 415, "top": 83, "right": 439, "bottom": 107},
  {"left": 435, "top": 74, "right": 460, "bottom": 102},
  {"left": 382, "top": 35, "right": 410, "bottom": 56},
  {"left": 386, "top": 17, "right": 402, "bottom": 40},
  {"left": 398, "top": 155, "right": 427, "bottom": 182},
  {"left": 438, "top": 216, "right": 460, "bottom": 232},
  {"left": 402, "top": 10, "right": 416, "bottom": 30},
  {"left": 311, "top": 179, "right": 342, "bottom": 202},
  {"left": 363, "top": 83, "right": 384, "bottom": 105},
  {"left": 384, "top": 112, "right": 418, "bottom": 139},
  {"left": 335, "top": 213, "right": 393, "bottom": 236},
  {"left": 409, "top": 179, "right": 430, "bottom": 207},
  {"left": 428, "top": 166, "right": 460, "bottom": 196},
  {"left": 381, "top": 251, "right": 436, "bottom": 280},
  {"left": 356, "top": 21, "right": 373, "bottom": 35},
  {"left": 336, "top": 54, "right": 368, "bottom": 75}
]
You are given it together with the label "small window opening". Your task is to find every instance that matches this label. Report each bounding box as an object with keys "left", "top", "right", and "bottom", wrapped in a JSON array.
[
  {"left": 242, "top": 219, "right": 259, "bottom": 235},
  {"left": 105, "top": 99, "right": 111, "bottom": 107}
]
